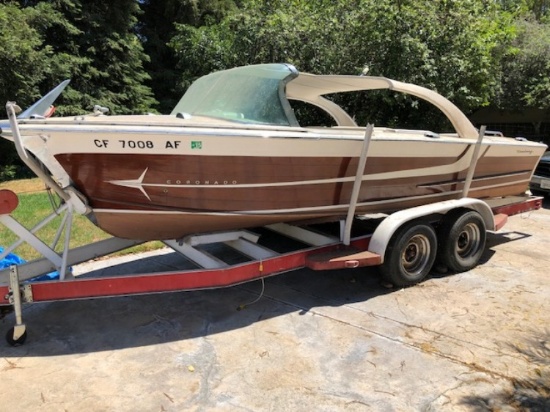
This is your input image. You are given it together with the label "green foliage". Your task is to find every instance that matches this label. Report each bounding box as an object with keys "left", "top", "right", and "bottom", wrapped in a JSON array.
[
  {"left": 170, "top": 0, "right": 519, "bottom": 131},
  {"left": 0, "top": 164, "right": 17, "bottom": 182},
  {"left": 139, "top": 0, "right": 238, "bottom": 112},
  {"left": 0, "top": 3, "right": 66, "bottom": 180},
  {"left": 1, "top": 0, "right": 157, "bottom": 115},
  {"left": 1, "top": 0, "right": 158, "bottom": 181},
  {"left": 526, "top": 0, "right": 550, "bottom": 20},
  {"left": 44, "top": 0, "right": 157, "bottom": 115},
  {"left": 0, "top": 3, "right": 59, "bottom": 107},
  {"left": 499, "top": 17, "right": 550, "bottom": 110}
]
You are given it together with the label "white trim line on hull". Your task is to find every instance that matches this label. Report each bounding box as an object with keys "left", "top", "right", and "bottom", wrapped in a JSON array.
[
  {"left": 95, "top": 173, "right": 530, "bottom": 218},
  {"left": 94, "top": 189, "right": 465, "bottom": 217},
  {"left": 110, "top": 167, "right": 531, "bottom": 191},
  {"left": 107, "top": 165, "right": 531, "bottom": 204}
]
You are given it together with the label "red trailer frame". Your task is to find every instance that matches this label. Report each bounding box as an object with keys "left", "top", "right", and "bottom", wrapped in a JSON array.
[
  {"left": 1, "top": 193, "right": 539, "bottom": 304},
  {"left": 0, "top": 188, "right": 542, "bottom": 345}
]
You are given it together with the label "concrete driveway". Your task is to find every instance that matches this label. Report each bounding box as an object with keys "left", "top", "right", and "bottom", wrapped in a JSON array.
[{"left": 1, "top": 200, "right": 549, "bottom": 411}]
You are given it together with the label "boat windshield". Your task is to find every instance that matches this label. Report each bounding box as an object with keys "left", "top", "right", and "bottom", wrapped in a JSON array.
[{"left": 171, "top": 64, "right": 299, "bottom": 126}]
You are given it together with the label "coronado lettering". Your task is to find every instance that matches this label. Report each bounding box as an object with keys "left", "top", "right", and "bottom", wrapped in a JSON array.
[{"left": 166, "top": 180, "right": 237, "bottom": 185}]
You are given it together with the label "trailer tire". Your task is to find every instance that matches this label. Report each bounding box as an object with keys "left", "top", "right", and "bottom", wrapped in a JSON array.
[
  {"left": 380, "top": 221, "right": 437, "bottom": 287},
  {"left": 6, "top": 327, "right": 27, "bottom": 346},
  {"left": 531, "top": 189, "right": 547, "bottom": 198},
  {"left": 437, "top": 210, "right": 486, "bottom": 273}
]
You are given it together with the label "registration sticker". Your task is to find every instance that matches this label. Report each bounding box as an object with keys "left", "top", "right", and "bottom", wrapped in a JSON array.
[
  {"left": 541, "top": 178, "right": 550, "bottom": 190},
  {"left": 191, "top": 141, "right": 202, "bottom": 149}
]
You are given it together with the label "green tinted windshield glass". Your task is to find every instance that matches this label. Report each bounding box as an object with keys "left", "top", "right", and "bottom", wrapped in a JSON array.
[{"left": 171, "top": 64, "right": 298, "bottom": 126}]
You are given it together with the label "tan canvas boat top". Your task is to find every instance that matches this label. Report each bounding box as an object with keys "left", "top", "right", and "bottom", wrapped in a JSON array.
[{"left": 286, "top": 72, "right": 479, "bottom": 139}]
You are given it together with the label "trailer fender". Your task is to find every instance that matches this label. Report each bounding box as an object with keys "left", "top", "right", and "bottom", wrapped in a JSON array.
[{"left": 368, "top": 198, "right": 495, "bottom": 263}]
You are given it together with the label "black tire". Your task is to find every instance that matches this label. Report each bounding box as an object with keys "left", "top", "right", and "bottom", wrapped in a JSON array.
[
  {"left": 6, "top": 327, "right": 27, "bottom": 346},
  {"left": 437, "top": 210, "right": 486, "bottom": 273},
  {"left": 380, "top": 221, "right": 437, "bottom": 287},
  {"left": 531, "top": 189, "right": 548, "bottom": 198}
]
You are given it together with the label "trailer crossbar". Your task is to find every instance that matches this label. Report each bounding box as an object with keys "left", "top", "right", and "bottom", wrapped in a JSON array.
[{"left": 0, "top": 235, "right": 372, "bottom": 304}]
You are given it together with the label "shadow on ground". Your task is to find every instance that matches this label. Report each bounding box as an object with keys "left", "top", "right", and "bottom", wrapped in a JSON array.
[
  {"left": 460, "top": 329, "right": 550, "bottom": 411},
  {"left": 0, "top": 264, "right": 394, "bottom": 356},
  {"left": 0, "top": 220, "right": 536, "bottom": 357}
]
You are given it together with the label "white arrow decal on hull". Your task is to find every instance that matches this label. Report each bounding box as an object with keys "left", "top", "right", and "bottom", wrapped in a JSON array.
[{"left": 108, "top": 168, "right": 151, "bottom": 201}]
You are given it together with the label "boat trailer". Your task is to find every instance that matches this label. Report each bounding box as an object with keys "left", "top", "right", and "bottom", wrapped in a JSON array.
[
  {"left": 0, "top": 110, "right": 544, "bottom": 345},
  {"left": 0, "top": 187, "right": 543, "bottom": 346}
]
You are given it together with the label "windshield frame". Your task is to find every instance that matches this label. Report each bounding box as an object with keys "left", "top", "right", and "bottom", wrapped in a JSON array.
[{"left": 171, "top": 64, "right": 300, "bottom": 126}]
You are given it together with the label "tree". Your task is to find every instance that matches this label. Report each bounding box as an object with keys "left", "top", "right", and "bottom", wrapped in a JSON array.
[
  {"left": 0, "top": 2, "right": 66, "bottom": 108},
  {"left": 498, "top": 18, "right": 550, "bottom": 110},
  {"left": 526, "top": 0, "right": 550, "bottom": 20},
  {"left": 170, "top": 0, "right": 517, "bottom": 131},
  {"left": 0, "top": 0, "right": 157, "bottom": 180},
  {"left": 12, "top": 0, "right": 157, "bottom": 115},
  {"left": 0, "top": 2, "right": 68, "bottom": 180},
  {"left": 139, "top": 0, "right": 238, "bottom": 113},
  {"left": 496, "top": 0, "right": 550, "bottom": 113},
  {"left": 55, "top": 0, "right": 157, "bottom": 115},
  {"left": 494, "top": 14, "right": 550, "bottom": 141}
]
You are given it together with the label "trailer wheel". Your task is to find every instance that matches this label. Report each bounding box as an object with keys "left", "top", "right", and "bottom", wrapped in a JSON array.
[
  {"left": 380, "top": 221, "right": 437, "bottom": 287},
  {"left": 5, "top": 327, "right": 27, "bottom": 346},
  {"left": 437, "top": 210, "right": 486, "bottom": 273}
]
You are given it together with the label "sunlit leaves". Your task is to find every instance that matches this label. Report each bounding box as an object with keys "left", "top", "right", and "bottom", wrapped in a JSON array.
[{"left": 170, "top": 0, "right": 520, "bottom": 130}]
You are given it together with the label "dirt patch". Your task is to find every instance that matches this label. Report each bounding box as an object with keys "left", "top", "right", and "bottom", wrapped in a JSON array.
[{"left": 0, "top": 178, "right": 47, "bottom": 194}]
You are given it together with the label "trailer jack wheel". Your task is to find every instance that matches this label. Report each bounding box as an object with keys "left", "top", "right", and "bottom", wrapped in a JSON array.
[
  {"left": 437, "top": 210, "right": 486, "bottom": 273},
  {"left": 380, "top": 221, "right": 437, "bottom": 287},
  {"left": 6, "top": 326, "right": 27, "bottom": 346}
]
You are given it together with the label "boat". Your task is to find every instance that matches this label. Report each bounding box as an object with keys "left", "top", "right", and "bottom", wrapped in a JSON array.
[{"left": 0, "top": 63, "right": 547, "bottom": 240}]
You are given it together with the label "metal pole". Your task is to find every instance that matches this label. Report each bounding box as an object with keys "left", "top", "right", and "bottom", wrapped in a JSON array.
[
  {"left": 5, "top": 102, "right": 70, "bottom": 202},
  {"left": 462, "top": 125, "right": 486, "bottom": 197},
  {"left": 343, "top": 124, "right": 374, "bottom": 245},
  {"left": 9, "top": 266, "right": 26, "bottom": 340}
]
